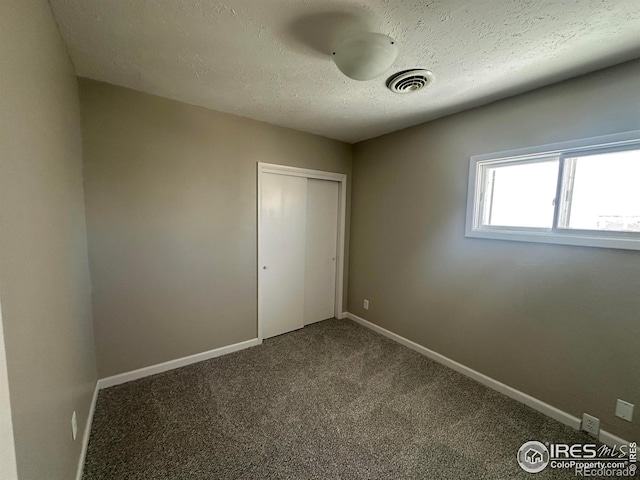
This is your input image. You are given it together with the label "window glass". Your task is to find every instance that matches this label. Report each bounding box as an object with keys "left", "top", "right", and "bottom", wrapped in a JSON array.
[
  {"left": 481, "top": 159, "right": 558, "bottom": 229},
  {"left": 559, "top": 149, "right": 640, "bottom": 232}
]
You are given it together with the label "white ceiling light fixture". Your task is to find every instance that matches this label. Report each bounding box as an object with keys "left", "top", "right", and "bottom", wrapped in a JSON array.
[{"left": 332, "top": 32, "right": 398, "bottom": 81}]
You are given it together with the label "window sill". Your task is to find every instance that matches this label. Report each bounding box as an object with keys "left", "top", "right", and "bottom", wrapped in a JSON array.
[{"left": 465, "top": 227, "right": 640, "bottom": 251}]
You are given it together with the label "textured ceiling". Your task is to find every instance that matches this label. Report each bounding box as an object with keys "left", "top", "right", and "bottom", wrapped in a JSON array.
[{"left": 49, "top": 0, "right": 640, "bottom": 143}]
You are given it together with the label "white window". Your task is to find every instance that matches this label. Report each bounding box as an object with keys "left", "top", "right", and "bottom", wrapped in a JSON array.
[{"left": 466, "top": 131, "right": 640, "bottom": 251}]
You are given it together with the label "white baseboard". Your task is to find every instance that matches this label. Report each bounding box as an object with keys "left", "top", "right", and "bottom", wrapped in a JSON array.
[
  {"left": 337, "top": 312, "right": 348, "bottom": 319},
  {"left": 96, "top": 338, "right": 260, "bottom": 389},
  {"left": 345, "top": 312, "right": 630, "bottom": 448},
  {"left": 76, "top": 382, "right": 99, "bottom": 480},
  {"left": 599, "top": 429, "right": 632, "bottom": 448}
]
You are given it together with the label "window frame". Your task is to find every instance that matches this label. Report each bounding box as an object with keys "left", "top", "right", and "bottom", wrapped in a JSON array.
[{"left": 465, "top": 130, "right": 640, "bottom": 251}]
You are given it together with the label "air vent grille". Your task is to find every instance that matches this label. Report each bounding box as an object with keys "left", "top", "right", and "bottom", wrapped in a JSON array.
[{"left": 387, "top": 69, "right": 433, "bottom": 93}]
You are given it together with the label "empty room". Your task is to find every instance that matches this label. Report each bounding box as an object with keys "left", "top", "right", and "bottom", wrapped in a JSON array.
[{"left": 1, "top": 0, "right": 639, "bottom": 479}]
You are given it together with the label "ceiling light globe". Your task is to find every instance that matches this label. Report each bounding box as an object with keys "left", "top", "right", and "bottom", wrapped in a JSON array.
[{"left": 332, "top": 33, "right": 398, "bottom": 81}]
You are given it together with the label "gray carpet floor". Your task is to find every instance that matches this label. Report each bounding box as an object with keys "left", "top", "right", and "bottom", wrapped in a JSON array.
[{"left": 83, "top": 319, "right": 604, "bottom": 479}]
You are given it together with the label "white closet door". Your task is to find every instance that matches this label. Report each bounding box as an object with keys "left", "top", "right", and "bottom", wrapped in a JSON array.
[
  {"left": 304, "top": 179, "right": 339, "bottom": 325},
  {"left": 260, "top": 173, "right": 307, "bottom": 338}
]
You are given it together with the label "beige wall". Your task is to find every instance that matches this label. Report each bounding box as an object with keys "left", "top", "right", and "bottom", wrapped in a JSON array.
[
  {"left": 79, "top": 79, "right": 353, "bottom": 378},
  {"left": 349, "top": 59, "right": 640, "bottom": 442},
  {"left": 0, "top": 1, "right": 97, "bottom": 479}
]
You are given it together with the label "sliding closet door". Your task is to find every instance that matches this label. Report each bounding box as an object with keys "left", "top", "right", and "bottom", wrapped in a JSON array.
[
  {"left": 260, "top": 173, "right": 307, "bottom": 338},
  {"left": 304, "top": 179, "right": 339, "bottom": 325}
]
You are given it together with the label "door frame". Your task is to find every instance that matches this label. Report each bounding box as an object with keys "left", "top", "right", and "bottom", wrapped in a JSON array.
[
  {"left": 257, "top": 163, "right": 347, "bottom": 342},
  {"left": 0, "top": 300, "right": 18, "bottom": 480}
]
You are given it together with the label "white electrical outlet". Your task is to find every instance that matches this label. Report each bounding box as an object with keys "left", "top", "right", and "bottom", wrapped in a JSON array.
[
  {"left": 615, "top": 399, "right": 634, "bottom": 422},
  {"left": 71, "top": 411, "right": 77, "bottom": 441},
  {"left": 581, "top": 413, "right": 600, "bottom": 437},
  {"left": 363, "top": 299, "right": 369, "bottom": 310}
]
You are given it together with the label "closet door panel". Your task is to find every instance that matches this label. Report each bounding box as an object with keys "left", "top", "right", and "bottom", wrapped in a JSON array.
[
  {"left": 261, "top": 173, "right": 307, "bottom": 338},
  {"left": 304, "top": 179, "right": 339, "bottom": 325}
]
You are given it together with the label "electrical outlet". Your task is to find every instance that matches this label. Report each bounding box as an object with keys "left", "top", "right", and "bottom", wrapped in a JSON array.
[
  {"left": 581, "top": 413, "right": 600, "bottom": 437},
  {"left": 71, "top": 411, "right": 77, "bottom": 441},
  {"left": 363, "top": 299, "right": 369, "bottom": 310},
  {"left": 615, "top": 399, "right": 634, "bottom": 422}
]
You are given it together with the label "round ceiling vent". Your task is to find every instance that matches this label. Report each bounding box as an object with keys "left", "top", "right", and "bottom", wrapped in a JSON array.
[{"left": 386, "top": 69, "right": 433, "bottom": 93}]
